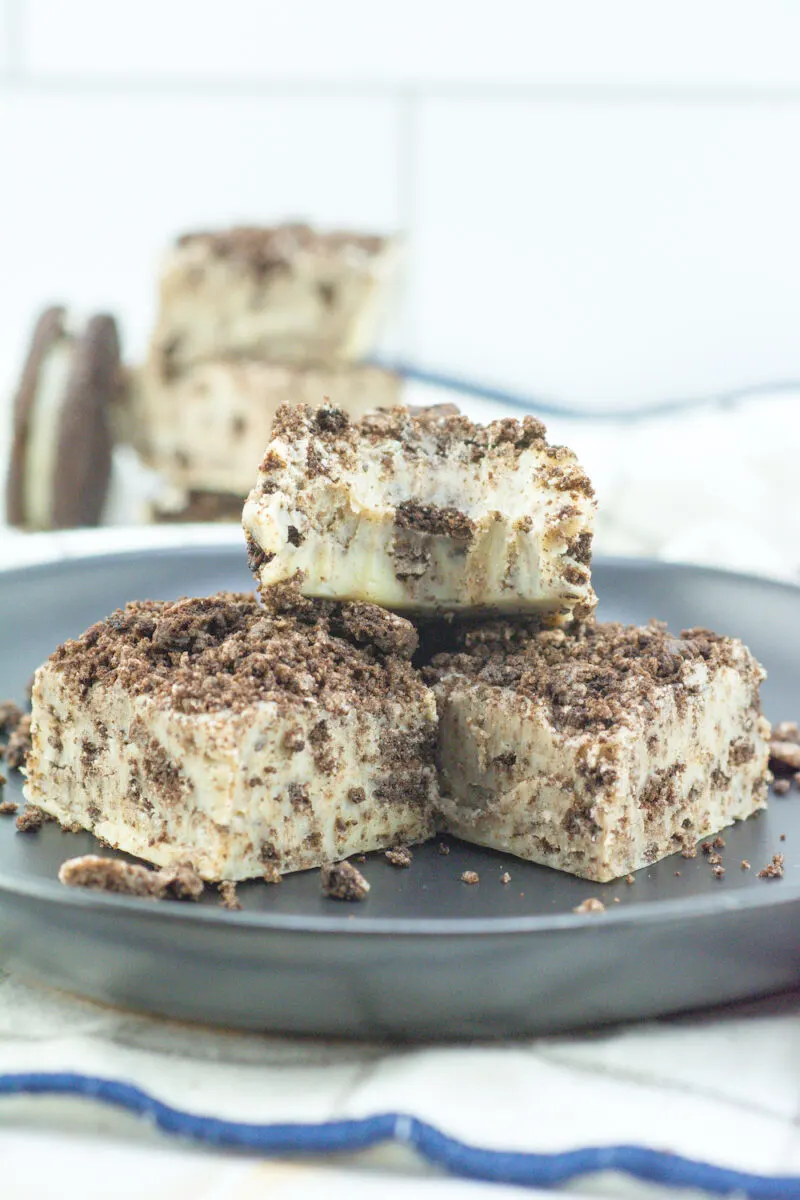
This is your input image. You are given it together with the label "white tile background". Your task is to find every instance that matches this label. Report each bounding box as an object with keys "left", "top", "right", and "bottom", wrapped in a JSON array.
[{"left": 2, "top": 0, "right": 800, "bottom": 410}]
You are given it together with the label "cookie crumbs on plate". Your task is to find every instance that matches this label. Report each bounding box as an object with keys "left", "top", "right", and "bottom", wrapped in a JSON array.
[
  {"left": 0, "top": 773, "right": 6, "bottom": 788},
  {"left": 355, "top": 855, "right": 366, "bottom": 863},
  {"left": 164, "top": 863, "right": 205, "bottom": 901},
  {"left": 385, "top": 846, "right": 412, "bottom": 868},
  {"left": 0, "top": 701, "right": 23, "bottom": 736},
  {"left": 712, "top": 865, "right": 725, "bottom": 879},
  {"left": 263, "top": 863, "right": 282, "bottom": 884},
  {"left": 707, "top": 853, "right": 722, "bottom": 866},
  {"left": 773, "top": 779, "right": 791, "bottom": 796},
  {"left": 500, "top": 872, "right": 511, "bottom": 884},
  {"left": 0, "top": 799, "right": 17, "bottom": 815},
  {"left": 674, "top": 871, "right": 681, "bottom": 877},
  {"left": 5, "top": 716, "right": 32, "bottom": 770},
  {"left": 16, "top": 805, "right": 46, "bottom": 833},
  {"left": 573, "top": 897, "right": 605, "bottom": 914},
  {"left": 713, "top": 836, "right": 726, "bottom": 848},
  {"left": 625, "top": 874, "right": 635, "bottom": 884},
  {"left": 741, "top": 860, "right": 751, "bottom": 871},
  {"left": 769, "top": 723, "right": 800, "bottom": 772},
  {"left": 438, "top": 843, "right": 450, "bottom": 856},
  {"left": 460, "top": 870, "right": 479, "bottom": 885},
  {"left": 59, "top": 856, "right": 167, "bottom": 897},
  {"left": 758, "top": 854, "right": 785, "bottom": 880},
  {"left": 701, "top": 841, "right": 714, "bottom": 856},
  {"left": 780, "top": 833, "right": 787, "bottom": 842},
  {"left": 218, "top": 881, "right": 242, "bottom": 910},
  {"left": 320, "top": 860, "right": 370, "bottom": 901}
]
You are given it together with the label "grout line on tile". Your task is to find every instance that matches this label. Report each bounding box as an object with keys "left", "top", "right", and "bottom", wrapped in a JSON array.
[{"left": 6, "top": 76, "right": 800, "bottom": 104}]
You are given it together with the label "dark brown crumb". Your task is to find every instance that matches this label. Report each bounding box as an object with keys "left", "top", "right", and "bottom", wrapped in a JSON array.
[
  {"left": 394, "top": 499, "right": 475, "bottom": 542},
  {"left": 769, "top": 723, "right": 800, "bottom": 772},
  {"left": 0, "top": 701, "right": 23, "bottom": 737},
  {"left": 320, "top": 860, "right": 370, "bottom": 901},
  {"left": 573, "top": 897, "right": 606, "bottom": 914},
  {"left": 625, "top": 874, "right": 635, "bottom": 884},
  {"left": 701, "top": 841, "right": 714, "bottom": 856},
  {"left": 57, "top": 855, "right": 205, "bottom": 901},
  {"left": 162, "top": 863, "right": 205, "bottom": 901},
  {"left": 59, "top": 856, "right": 167, "bottom": 897},
  {"left": 741, "top": 860, "right": 751, "bottom": 870},
  {"left": 674, "top": 871, "right": 681, "bottom": 877},
  {"left": 262, "top": 863, "right": 282, "bottom": 884},
  {"left": 0, "top": 799, "right": 18, "bottom": 815},
  {"left": 780, "top": 833, "right": 787, "bottom": 841},
  {"left": 355, "top": 854, "right": 366, "bottom": 863},
  {"left": 461, "top": 870, "right": 480, "bottom": 885},
  {"left": 758, "top": 854, "right": 785, "bottom": 880},
  {"left": 438, "top": 843, "right": 450, "bottom": 856},
  {"left": 712, "top": 865, "right": 725, "bottom": 879},
  {"left": 6, "top": 716, "right": 32, "bottom": 769},
  {"left": 713, "top": 836, "right": 726, "bottom": 848},
  {"left": 385, "top": 846, "right": 412, "bottom": 868},
  {"left": 773, "top": 779, "right": 791, "bottom": 795},
  {"left": 16, "top": 805, "right": 46, "bottom": 833},
  {"left": 500, "top": 872, "right": 511, "bottom": 884},
  {"left": 219, "top": 881, "right": 242, "bottom": 910}
]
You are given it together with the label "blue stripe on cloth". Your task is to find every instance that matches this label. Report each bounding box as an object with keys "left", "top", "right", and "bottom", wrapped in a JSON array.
[
  {"left": 372, "top": 361, "right": 800, "bottom": 423},
  {"left": 1, "top": 1071, "right": 799, "bottom": 1197}
]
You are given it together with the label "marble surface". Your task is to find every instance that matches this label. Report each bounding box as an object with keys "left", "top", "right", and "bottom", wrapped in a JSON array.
[{"left": 1, "top": 388, "right": 800, "bottom": 1198}]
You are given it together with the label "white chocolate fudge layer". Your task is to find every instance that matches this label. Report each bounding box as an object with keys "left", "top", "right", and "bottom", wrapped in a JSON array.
[
  {"left": 149, "top": 224, "right": 398, "bottom": 372},
  {"left": 426, "top": 620, "right": 770, "bottom": 882},
  {"left": 25, "top": 594, "right": 436, "bottom": 881},
  {"left": 136, "top": 359, "right": 401, "bottom": 496},
  {"left": 243, "top": 403, "right": 597, "bottom": 619}
]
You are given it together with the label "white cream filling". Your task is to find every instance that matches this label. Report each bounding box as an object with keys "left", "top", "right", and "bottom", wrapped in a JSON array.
[{"left": 24, "top": 338, "right": 75, "bottom": 528}]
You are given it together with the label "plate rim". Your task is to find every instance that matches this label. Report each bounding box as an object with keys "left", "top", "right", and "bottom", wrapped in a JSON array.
[{"left": 0, "top": 540, "right": 797, "bottom": 940}]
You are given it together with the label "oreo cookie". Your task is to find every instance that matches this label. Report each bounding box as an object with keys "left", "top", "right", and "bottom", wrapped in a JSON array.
[{"left": 6, "top": 307, "right": 122, "bottom": 529}]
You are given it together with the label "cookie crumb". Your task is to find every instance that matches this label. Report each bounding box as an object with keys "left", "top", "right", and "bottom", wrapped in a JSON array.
[
  {"left": 712, "top": 865, "right": 725, "bottom": 879},
  {"left": 355, "top": 854, "right": 366, "bottom": 863},
  {"left": 758, "top": 854, "right": 785, "bottom": 880},
  {"left": 438, "top": 843, "right": 450, "bottom": 856},
  {"left": 164, "top": 862, "right": 205, "bottom": 901},
  {"left": 15, "top": 805, "right": 45, "bottom": 833},
  {"left": 780, "top": 833, "right": 787, "bottom": 842},
  {"left": 773, "top": 779, "right": 791, "bottom": 796},
  {"left": 262, "top": 862, "right": 282, "bottom": 884},
  {"left": 0, "top": 701, "right": 23, "bottom": 736},
  {"left": 701, "top": 841, "right": 714, "bottom": 856},
  {"left": 500, "top": 872, "right": 511, "bottom": 884},
  {"left": 713, "top": 836, "right": 726, "bottom": 848},
  {"left": 218, "top": 881, "right": 242, "bottom": 910},
  {"left": 674, "top": 871, "right": 681, "bottom": 877},
  {"left": 385, "top": 846, "right": 412, "bottom": 868},
  {"left": 573, "top": 897, "right": 605, "bottom": 914},
  {"left": 321, "top": 860, "right": 370, "bottom": 901},
  {"left": 6, "top": 716, "right": 32, "bottom": 770},
  {"left": 625, "top": 874, "right": 635, "bottom": 884},
  {"left": 681, "top": 846, "right": 697, "bottom": 859},
  {"left": 59, "top": 855, "right": 163, "bottom": 897},
  {"left": 0, "top": 798, "right": 17, "bottom": 815},
  {"left": 0, "top": 773, "right": 6, "bottom": 788},
  {"left": 741, "top": 859, "right": 751, "bottom": 871},
  {"left": 461, "top": 870, "right": 480, "bottom": 885}
]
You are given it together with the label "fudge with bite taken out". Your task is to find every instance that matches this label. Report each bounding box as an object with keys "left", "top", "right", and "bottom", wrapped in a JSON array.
[{"left": 243, "top": 402, "right": 597, "bottom": 620}]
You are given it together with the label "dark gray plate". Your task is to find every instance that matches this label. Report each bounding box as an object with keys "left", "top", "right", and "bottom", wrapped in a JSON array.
[{"left": 0, "top": 546, "right": 798, "bottom": 1039}]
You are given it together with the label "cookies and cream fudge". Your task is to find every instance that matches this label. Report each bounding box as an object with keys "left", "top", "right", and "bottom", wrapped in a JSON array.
[
  {"left": 148, "top": 224, "right": 398, "bottom": 373},
  {"left": 243, "top": 403, "right": 597, "bottom": 619},
  {"left": 426, "top": 620, "right": 770, "bottom": 882},
  {"left": 136, "top": 359, "right": 401, "bottom": 497},
  {"left": 25, "top": 593, "right": 437, "bottom": 881}
]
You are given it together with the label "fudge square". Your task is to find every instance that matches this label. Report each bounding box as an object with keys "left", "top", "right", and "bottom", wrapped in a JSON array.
[
  {"left": 426, "top": 620, "right": 771, "bottom": 882},
  {"left": 25, "top": 594, "right": 437, "bottom": 881},
  {"left": 147, "top": 224, "right": 398, "bottom": 373},
  {"left": 243, "top": 402, "right": 597, "bottom": 620}
]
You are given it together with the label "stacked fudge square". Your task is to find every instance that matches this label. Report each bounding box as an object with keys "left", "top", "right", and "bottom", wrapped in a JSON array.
[
  {"left": 24, "top": 402, "right": 771, "bottom": 886},
  {"left": 133, "top": 224, "right": 402, "bottom": 522}
]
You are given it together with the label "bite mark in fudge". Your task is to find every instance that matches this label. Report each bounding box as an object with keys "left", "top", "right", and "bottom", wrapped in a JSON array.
[
  {"left": 25, "top": 593, "right": 437, "bottom": 881},
  {"left": 243, "top": 403, "right": 596, "bottom": 619},
  {"left": 426, "top": 620, "right": 770, "bottom": 883}
]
